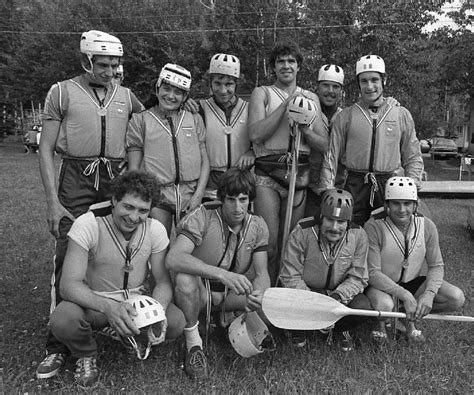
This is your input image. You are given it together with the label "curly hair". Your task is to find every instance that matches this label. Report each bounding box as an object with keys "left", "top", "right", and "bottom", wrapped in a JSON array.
[
  {"left": 216, "top": 167, "right": 256, "bottom": 202},
  {"left": 111, "top": 170, "right": 161, "bottom": 207},
  {"left": 269, "top": 41, "right": 303, "bottom": 69}
]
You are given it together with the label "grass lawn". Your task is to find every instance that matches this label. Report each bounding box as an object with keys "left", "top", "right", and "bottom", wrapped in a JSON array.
[{"left": 1, "top": 140, "right": 473, "bottom": 393}]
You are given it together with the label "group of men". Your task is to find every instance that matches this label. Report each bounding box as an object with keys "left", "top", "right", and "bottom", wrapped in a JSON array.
[{"left": 34, "top": 30, "right": 465, "bottom": 386}]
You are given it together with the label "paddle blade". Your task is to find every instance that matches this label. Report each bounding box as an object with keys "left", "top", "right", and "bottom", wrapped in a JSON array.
[{"left": 262, "top": 287, "right": 347, "bottom": 330}]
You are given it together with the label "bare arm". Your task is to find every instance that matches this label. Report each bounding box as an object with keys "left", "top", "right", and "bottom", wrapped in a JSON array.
[
  {"left": 60, "top": 240, "right": 139, "bottom": 337},
  {"left": 39, "top": 119, "right": 75, "bottom": 237},
  {"left": 126, "top": 149, "right": 143, "bottom": 171},
  {"left": 166, "top": 234, "right": 253, "bottom": 295},
  {"left": 150, "top": 250, "right": 173, "bottom": 311},
  {"left": 301, "top": 123, "right": 328, "bottom": 154},
  {"left": 246, "top": 250, "right": 271, "bottom": 311},
  {"left": 248, "top": 86, "right": 298, "bottom": 145}
]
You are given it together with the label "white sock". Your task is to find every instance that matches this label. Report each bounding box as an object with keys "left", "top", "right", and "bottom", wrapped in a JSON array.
[{"left": 184, "top": 321, "right": 202, "bottom": 351}]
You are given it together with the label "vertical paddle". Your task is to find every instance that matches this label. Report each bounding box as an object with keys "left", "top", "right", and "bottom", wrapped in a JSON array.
[
  {"left": 262, "top": 288, "right": 474, "bottom": 330},
  {"left": 281, "top": 122, "right": 300, "bottom": 264}
]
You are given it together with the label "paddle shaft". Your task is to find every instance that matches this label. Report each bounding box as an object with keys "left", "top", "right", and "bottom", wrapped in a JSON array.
[
  {"left": 281, "top": 124, "right": 300, "bottom": 261},
  {"left": 339, "top": 307, "right": 474, "bottom": 323}
]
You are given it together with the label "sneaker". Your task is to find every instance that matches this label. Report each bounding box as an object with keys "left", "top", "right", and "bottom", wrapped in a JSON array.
[
  {"left": 74, "top": 357, "right": 99, "bottom": 386},
  {"left": 340, "top": 331, "right": 354, "bottom": 352},
  {"left": 184, "top": 346, "right": 208, "bottom": 379},
  {"left": 287, "top": 330, "right": 307, "bottom": 348},
  {"left": 36, "top": 353, "right": 66, "bottom": 379}
]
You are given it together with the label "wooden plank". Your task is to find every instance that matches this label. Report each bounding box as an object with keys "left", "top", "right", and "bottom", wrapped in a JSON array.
[{"left": 419, "top": 181, "right": 474, "bottom": 197}]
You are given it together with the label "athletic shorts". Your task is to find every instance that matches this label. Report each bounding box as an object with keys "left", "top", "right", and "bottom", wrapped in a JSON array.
[{"left": 399, "top": 276, "right": 427, "bottom": 296}]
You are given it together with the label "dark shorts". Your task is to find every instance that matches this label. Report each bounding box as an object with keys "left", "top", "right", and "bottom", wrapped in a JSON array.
[{"left": 399, "top": 276, "right": 427, "bottom": 296}]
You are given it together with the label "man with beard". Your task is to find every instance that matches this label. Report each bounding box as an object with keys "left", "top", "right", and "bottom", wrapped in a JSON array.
[
  {"left": 166, "top": 168, "right": 270, "bottom": 379},
  {"left": 37, "top": 30, "right": 143, "bottom": 379},
  {"left": 280, "top": 189, "right": 372, "bottom": 351}
]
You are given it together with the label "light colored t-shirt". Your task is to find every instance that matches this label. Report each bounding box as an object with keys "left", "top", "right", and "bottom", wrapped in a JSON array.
[{"left": 68, "top": 212, "right": 169, "bottom": 293}]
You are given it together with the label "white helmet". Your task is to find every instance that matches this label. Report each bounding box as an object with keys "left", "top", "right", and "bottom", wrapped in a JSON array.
[
  {"left": 287, "top": 96, "right": 318, "bottom": 125},
  {"left": 209, "top": 53, "right": 240, "bottom": 79},
  {"left": 127, "top": 294, "right": 166, "bottom": 329},
  {"left": 356, "top": 55, "right": 385, "bottom": 76},
  {"left": 385, "top": 177, "right": 418, "bottom": 201},
  {"left": 228, "top": 312, "right": 274, "bottom": 358},
  {"left": 125, "top": 295, "right": 167, "bottom": 360},
  {"left": 318, "top": 64, "right": 344, "bottom": 85},
  {"left": 157, "top": 63, "right": 192, "bottom": 92},
  {"left": 80, "top": 30, "right": 123, "bottom": 58}
]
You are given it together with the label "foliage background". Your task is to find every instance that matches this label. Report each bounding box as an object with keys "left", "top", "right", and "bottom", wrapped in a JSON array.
[{"left": 1, "top": 0, "right": 473, "bottom": 137}]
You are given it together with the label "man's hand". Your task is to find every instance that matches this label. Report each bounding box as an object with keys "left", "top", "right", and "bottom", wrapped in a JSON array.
[
  {"left": 104, "top": 300, "right": 140, "bottom": 338},
  {"left": 220, "top": 271, "right": 253, "bottom": 295},
  {"left": 415, "top": 291, "right": 435, "bottom": 320},
  {"left": 237, "top": 151, "right": 255, "bottom": 169},
  {"left": 246, "top": 289, "right": 264, "bottom": 312},
  {"left": 118, "top": 159, "right": 128, "bottom": 176},
  {"left": 47, "top": 201, "right": 76, "bottom": 238},
  {"left": 402, "top": 293, "right": 418, "bottom": 320},
  {"left": 182, "top": 192, "right": 203, "bottom": 213},
  {"left": 183, "top": 98, "right": 200, "bottom": 114}
]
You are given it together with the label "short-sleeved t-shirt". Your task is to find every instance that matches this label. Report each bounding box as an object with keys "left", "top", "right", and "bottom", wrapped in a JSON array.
[
  {"left": 68, "top": 212, "right": 169, "bottom": 293},
  {"left": 177, "top": 204, "right": 269, "bottom": 278}
]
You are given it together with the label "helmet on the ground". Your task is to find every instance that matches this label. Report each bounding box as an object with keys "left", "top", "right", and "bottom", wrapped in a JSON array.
[
  {"left": 157, "top": 63, "right": 192, "bottom": 92},
  {"left": 318, "top": 64, "right": 344, "bottom": 85},
  {"left": 80, "top": 30, "right": 123, "bottom": 58},
  {"left": 385, "top": 177, "right": 417, "bottom": 201},
  {"left": 356, "top": 55, "right": 385, "bottom": 76},
  {"left": 321, "top": 189, "right": 354, "bottom": 221},
  {"left": 127, "top": 294, "right": 166, "bottom": 329},
  {"left": 125, "top": 295, "right": 167, "bottom": 360},
  {"left": 209, "top": 53, "right": 240, "bottom": 78},
  {"left": 228, "top": 312, "right": 274, "bottom": 358},
  {"left": 287, "top": 96, "right": 318, "bottom": 125}
]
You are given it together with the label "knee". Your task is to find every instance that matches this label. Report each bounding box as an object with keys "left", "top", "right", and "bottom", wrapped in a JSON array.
[
  {"left": 50, "top": 302, "right": 84, "bottom": 339},
  {"left": 174, "top": 273, "right": 200, "bottom": 297},
  {"left": 447, "top": 287, "right": 465, "bottom": 311},
  {"left": 165, "top": 304, "right": 186, "bottom": 340},
  {"left": 368, "top": 291, "right": 394, "bottom": 311}
]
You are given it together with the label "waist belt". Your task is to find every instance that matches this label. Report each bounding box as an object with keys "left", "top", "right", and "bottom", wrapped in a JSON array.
[
  {"left": 63, "top": 156, "right": 123, "bottom": 191},
  {"left": 347, "top": 170, "right": 394, "bottom": 207}
]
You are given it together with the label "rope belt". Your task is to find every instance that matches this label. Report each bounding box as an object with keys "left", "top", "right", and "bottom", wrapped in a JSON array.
[{"left": 83, "top": 157, "right": 115, "bottom": 191}]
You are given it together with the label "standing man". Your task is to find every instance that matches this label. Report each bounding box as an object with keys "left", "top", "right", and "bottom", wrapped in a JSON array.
[
  {"left": 194, "top": 53, "right": 254, "bottom": 200},
  {"left": 280, "top": 189, "right": 371, "bottom": 351},
  {"left": 364, "top": 177, "right": 465, "bottom": 342},
  {"left": 248, "top": 41, "right": 327, "bottom": 284},
  {"left": 305, "top": 64, "right": 345, "bottom": 218},
  {"left": 318, "top": 55, "right": 423, "bottom": 226},
  {"left": 49, "top": 171, "right": 185, "bottom": 386},
  {"left": 166, "top": 168, "right": 270, "bottom": 379},
  {"left": 37, "top": 30, "right": 143, "bottom": 379}
]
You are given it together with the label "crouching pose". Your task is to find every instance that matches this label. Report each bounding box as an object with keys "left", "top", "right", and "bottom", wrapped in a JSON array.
[
  {"left": 166, "top": 168, "right": 271, "bottom": 379},
  {"left": 364, "top": 177, "right": 465, "bottom": 342},
  {"left": 49, "top": 171, "right": 185, "bottom": 386},
  {"left": 280, "top": 189, "right": 372, "bottom": 351}
]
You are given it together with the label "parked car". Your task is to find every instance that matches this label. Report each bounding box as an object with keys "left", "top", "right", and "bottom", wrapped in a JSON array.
[
  {"left": 420, "top": 139, "right": 431, "bottom": 153},
  {"left": 430, "top": 137, "right": 458, "bottom": 159}
]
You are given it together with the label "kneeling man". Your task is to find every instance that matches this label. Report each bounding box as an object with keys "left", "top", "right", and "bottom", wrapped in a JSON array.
[
  {"left": 364, "top": 177, "right": 465, "bottom": 342},
  {"left": 50, "top": 171, "right": 185, "bottom": 386},
  {"left": 280, "top": 189, "right": 372, "bottom": 351},
  {"left": 166, "top": 168, "right": 270, "bottom": 379}
]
